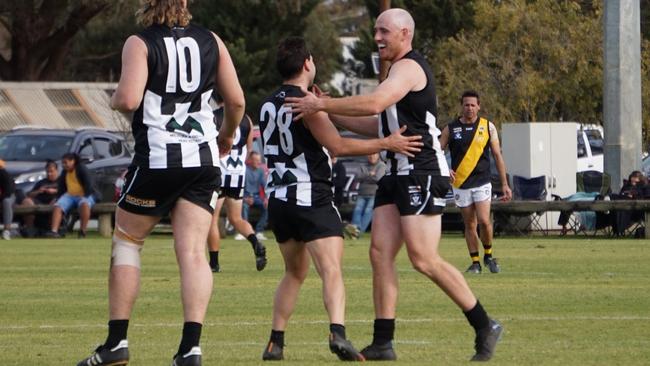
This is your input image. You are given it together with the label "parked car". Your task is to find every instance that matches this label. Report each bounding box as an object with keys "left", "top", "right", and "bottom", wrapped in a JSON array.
[
  {"left": 577, "top": 124, "right": 604, "bottom": 172},
  {"left": 0, "top": 127, "right": 132, "bottom": 201}
]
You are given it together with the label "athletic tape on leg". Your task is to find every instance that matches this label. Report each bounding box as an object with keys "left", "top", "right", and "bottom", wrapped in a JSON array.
[{"left": 111, "top": 234, "right": 143, "bottom": 268}]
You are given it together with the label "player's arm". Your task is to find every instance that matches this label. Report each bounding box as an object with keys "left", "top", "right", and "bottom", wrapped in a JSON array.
[
  {"left": 329, "top": 114, "right": 380, "bottom": 138},
  {"left": 213, "top": 33, "right": 245, "bottom": 154},
  {"left": 303, "top": 111, "right": 422, "bottom": 157},
  {"left": 439, "top": 124, "right": 450, "bottom": 151},
  {"left": 489, "top": 122, "right": 512, "bottom": 201},
  {"left": 111, "top": 36, "right": 148, "bottom": 112},
  {"left": 286, "top": 59, "right": 423, "bottom": 119}
]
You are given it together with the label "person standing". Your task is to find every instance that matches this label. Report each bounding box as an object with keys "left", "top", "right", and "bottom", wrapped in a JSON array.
[
  {"left": 351, "top": 153, "right": 385, "bottom": 233},
  {"left": 207, "top": 105, "right": 267, "bottom": 273},
  {"left": 260, "top": 36, "right": 422, "bottom": 361},
  {"left": 0, "top": 160, "right": 15, "bottom": 240},
  {"left": 439, "top": 90, "right": 512, "bottom": 274},
  {"left": 287, "top": 9, "right": 503, "bottom": 362},
  {"left": 239, "top": 151, "right": 268, "bottom": 240},
  {"left": 76, "top": 1, "right": 245, "bottom": 365}
]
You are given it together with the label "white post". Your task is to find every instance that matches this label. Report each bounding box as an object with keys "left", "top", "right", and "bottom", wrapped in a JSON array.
[{"left": 603, "top": 0, "right": 642, "bottom": 192}]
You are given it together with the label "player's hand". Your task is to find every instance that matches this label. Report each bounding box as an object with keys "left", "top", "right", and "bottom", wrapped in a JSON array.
[
  {"left": 310, "top": 84, "right": 330, "bottom": 98},
  {"left": 285, "top": 87, "right": 322, "bottom": 121},
  {"left": 501, "top": 185, "right": 513, "bottom": 201},
  {"left": 384, "top": 125, "right": 423, "bottom": 157},
  {"left": 217, "top": 134, "right": 234, "bottom": 157},
  {"left": 449, "top": 169, "right": 456, "bottom": 184}
]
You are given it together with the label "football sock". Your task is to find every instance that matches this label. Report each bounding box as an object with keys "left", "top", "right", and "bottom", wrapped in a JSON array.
[
  {"left": 464, "top": 300, "right": 490, "bottom": 332},
  {"left": 330, "top": 323, "right": 346, "bottom": 339},
  {"left": 483, "top": 245, "right": 493, "bottom": 259},
  {"left": 177, "top": 322, "right": 202, "bottom": 356},
  {"left": 470, "top": 251, "right": 480, "bottom": 264},
  {"left": 247, "top": 234, "right": 260, "bottom": 250},
  {"left": 209, "top": 251, "right": 219, "bottom": 268},
  {"left": 105, "top": 319, "right": 129, "bottom": 348},
  {"left": 269, "top": 329, "right": 285, "bottom": 348},
  {"left": 372, "top": 318, "right": 395, "bottom": 345}
]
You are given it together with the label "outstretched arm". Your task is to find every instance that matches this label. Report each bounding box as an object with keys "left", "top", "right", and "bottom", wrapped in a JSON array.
[
  {"left": 304, "top": 111, "right": 422, "bottom": 157},
  {"left": 286, "top": 59, "right": 424, "bottom": 119}
]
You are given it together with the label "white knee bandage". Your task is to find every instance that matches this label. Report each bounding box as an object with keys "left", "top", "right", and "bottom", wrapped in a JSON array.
[{"left": 111, "top": 234, "right": 143, "bottom": 268}]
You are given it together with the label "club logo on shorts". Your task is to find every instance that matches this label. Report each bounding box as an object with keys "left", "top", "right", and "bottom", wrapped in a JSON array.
[{"left": 408, "top": 185, "right": 422, "bottom": 206}]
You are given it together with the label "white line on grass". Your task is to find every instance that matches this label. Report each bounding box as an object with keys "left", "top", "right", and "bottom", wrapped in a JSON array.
[{"left": 3, "top": 315, "right": 649, "bottom": 330}]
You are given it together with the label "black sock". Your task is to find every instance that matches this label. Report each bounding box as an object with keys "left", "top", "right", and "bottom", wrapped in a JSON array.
[
  {"left": 105, "top": 319, "right": 129, "bottom": 348},
  {"left": 330, "top": 323, "right": 346, "bottom": 339},
  {"left": 209, "top": 251, "right": 219, "bottom": 268},
  {"left": 463, "top": 300, "right": 490, "bottom": 332},
  {"left": 470, "top": 251, "right": 480, "bottom": 264},
  {"left": 247, "top": 234, "right": 260, "bottom": 250},
  {"left": 177, "top": 322, "right": 202, "bottom": 356},
  {"left": 269, "top": 329, "right": 285, "bottom": 348},
  {"left": 372, "top": 318, "right": 395, "bottom": 346}
]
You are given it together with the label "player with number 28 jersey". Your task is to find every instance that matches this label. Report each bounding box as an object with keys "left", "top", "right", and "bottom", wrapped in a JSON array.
[{"left": 259, "top": 85, "right": 333, "bottom": 207}]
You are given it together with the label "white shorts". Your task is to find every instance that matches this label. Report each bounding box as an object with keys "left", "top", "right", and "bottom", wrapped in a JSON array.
[{"left": 453, "top": 183, "right": 492, "bottom": 208}]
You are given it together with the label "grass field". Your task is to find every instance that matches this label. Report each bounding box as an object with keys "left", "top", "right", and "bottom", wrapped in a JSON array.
[{"left": 2, "top": 232, "right": 650, "bottom": 365}]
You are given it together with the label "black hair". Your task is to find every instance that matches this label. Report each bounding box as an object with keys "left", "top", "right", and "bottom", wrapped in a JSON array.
[
  {"left": 62, "top": 153, "right": 79, "bottom": 164},
  {"left": 44, "top": 159, "right": 57, "bottom": 170},
  {"left": 276, "top": 36, "right": 311, "bottom": 80},
  {"left": 460, "top": 90, "right": 480, "bottom": 105}
]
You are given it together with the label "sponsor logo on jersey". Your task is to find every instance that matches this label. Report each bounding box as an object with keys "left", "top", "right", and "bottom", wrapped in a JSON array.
[
  {"left": 125, "top": 195, "right": 156, "bottom": 208},
  {"left": 165, "top": 116, "right": 204, "bottom": 135}
]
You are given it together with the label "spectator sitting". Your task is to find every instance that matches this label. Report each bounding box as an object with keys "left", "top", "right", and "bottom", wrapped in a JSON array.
[
  {"left": 237, "top": 151, "right": 268, "bottom": 240},
  {"left": 0, "top": 159, "right": 16, "bottom": 240},
  {"left": 620, "top": 170, "right": 647, "bottom": 198},
  {"left": 45, "top": 153, "right": 101, "bottom": 238},
  {"left": 17, "top": 160, "right": 59, "bottom": 237}
]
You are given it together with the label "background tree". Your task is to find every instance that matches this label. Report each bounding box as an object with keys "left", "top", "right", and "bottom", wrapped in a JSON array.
[
  {"left": 0, "top": 0, "right": 110, "bottom": 80},
  {"left": 192, "top": 0, "right": 342, "bottom": 115},
  {"left": 434, "top": 0, "right": 604, "bottom": 128}
]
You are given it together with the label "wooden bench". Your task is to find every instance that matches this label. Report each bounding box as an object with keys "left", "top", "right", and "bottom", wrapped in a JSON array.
[
  {"left": 14, "top": 202, "right": 116, "bottom": 237},
  {"left": 13, "top": 200, "right": 650, "bottom": 238}
]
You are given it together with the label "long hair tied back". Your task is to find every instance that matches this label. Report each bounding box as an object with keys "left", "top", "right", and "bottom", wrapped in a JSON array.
[{"left": 136, "top": 0, "right": 191, "bottom": 27}]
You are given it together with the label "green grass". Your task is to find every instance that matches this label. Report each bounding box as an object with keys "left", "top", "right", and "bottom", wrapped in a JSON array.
[{"left": 1, "top": 232, "right": 650, "bottom": 365}]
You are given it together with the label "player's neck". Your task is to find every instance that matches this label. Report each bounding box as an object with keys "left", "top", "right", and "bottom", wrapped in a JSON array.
[
  {"left": 460, "top": 116, "right": 477, "bottom": 124},
  {"left": 283, "top": 75, "right": 310, "bottom": 90}
]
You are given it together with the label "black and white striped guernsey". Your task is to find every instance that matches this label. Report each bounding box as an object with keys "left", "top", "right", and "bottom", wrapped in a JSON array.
[
  {"left": 214, "top": 108, "right": 250, "bottom": 188},
  {"left": 131, "top": 23, "right": 220, "bottom": 169},
  {"left": 378, "top": 50, "right": 449, "bottom": 177},
  {"left": 259, "top": 85, "right": 333, "bottom": 207}
]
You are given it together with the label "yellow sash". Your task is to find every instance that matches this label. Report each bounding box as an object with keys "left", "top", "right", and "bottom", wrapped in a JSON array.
[{"left": 453, "top": 118, "right": 489, "bottom": 188}]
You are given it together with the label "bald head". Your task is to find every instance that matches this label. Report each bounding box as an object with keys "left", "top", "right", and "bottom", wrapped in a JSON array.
[{"left": 378, "top": 8, "right": 415, "bottom": 40}]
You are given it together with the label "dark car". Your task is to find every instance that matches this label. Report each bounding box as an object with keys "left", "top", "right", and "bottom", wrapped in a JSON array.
[{"left": 0, "top": 127, "right": 132, "bottom": 201}]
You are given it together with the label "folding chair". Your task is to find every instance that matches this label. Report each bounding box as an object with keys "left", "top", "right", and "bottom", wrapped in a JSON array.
[
  {"left": 558, "top": 171, "right": 612, "bottom": 235},
  {"left": 509, "top": 175, "right": 548, "bottom": 235},
  {"left": 577, "top": 170, "right": 612, "bottom": 196}
]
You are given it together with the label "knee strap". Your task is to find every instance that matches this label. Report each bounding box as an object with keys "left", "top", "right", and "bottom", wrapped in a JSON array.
[{"left": 111, "top": 229, "right": 144, "bottom": 268}]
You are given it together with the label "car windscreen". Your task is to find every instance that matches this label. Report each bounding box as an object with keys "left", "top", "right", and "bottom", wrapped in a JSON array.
[{"left": 0, "top": 135, "right": 73, "bottom": 161}]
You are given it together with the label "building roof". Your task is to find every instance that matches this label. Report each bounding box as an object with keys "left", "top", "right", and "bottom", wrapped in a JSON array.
[{"left": 0, "top": 82, "right": 131, "bottom": 132}]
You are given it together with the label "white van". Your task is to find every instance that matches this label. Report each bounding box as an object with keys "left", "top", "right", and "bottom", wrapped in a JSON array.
[{"left": 577, "top": 124, "right": 604, "bottom": 172}]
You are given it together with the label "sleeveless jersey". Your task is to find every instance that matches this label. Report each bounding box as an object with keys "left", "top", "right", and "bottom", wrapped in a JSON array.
[
  {"left": 258, "top": 85, "right": 333, "bottom": 207},
  {"left": 214, "top": 108, "right": 250, "bottom": 188},
  {"left": 131, "top": 23, "right": 220, "bottom": 169},
  {"left": 378, "top": 50, "right": 449, "bottom": 177},
  {"left": 448, "top": 117, "right": 492, "bottom": 189}
]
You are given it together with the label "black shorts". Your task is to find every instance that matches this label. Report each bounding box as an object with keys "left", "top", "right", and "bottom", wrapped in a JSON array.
[
  {"left": 220, "top": 187, "right": 244, "bottom": 200},
  {"left": 374, "top": 174, "right": 450, "bottom": 216},
  {"left": 268, "top": 198, "right": 343, "bottom": 243},
  {"left": 118, "top": 166, "right": 221, "bottom": 216}
]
